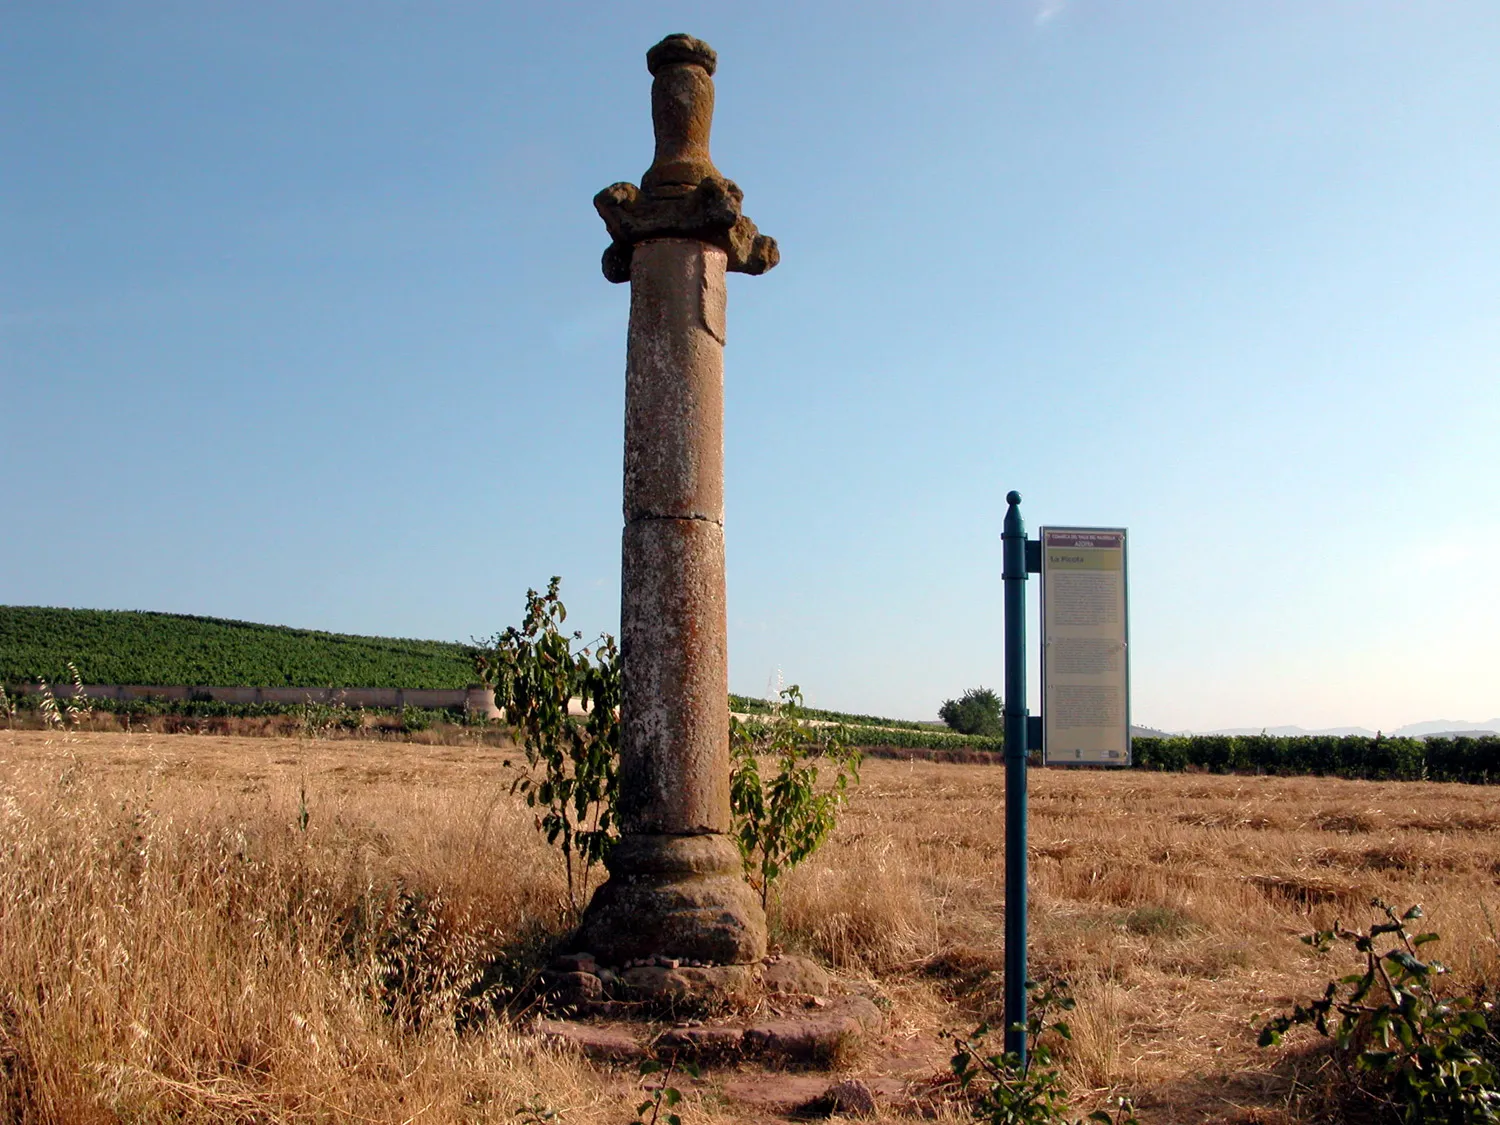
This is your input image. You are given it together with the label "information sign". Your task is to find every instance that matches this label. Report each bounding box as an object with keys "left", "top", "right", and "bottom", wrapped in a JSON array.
[{"left": 1040, "top": 527, "right": 1130, "bottom": 766}]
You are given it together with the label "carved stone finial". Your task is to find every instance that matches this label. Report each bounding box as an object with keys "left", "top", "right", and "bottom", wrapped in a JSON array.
[
  {"left": 596, "top": 34, "right": 778, "bottom": 283},
  {"left": 641, "top": 34, "right": 718, "bottom": 199}
]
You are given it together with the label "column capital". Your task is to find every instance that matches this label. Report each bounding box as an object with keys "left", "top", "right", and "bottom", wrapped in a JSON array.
[{"left": 596, "top": 34, "right": 779, "bottom": 284}]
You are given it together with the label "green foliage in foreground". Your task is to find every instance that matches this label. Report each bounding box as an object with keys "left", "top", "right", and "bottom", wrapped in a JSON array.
[
  {"left": 0, "top": 606, "right": 474, "bottom": 689},
  {"left": 478, "top": 578, "right": 621, "bottom": 919},
  {"left": 947, "top": 980, "right": 1138, "bottom": 1125},
  {"left": 1261, "top": 901, "right": 1500, "bottom": 1123},
  {"left": 730, "top": 687, "right": 861, "bottom": 911},
  {"left": 1133, "top": 734, "right": 1500, "bottom": 784}
]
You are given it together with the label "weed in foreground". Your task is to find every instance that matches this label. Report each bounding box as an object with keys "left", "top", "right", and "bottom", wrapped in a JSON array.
[
  {"left": 477, "top": 577, "right": 622, "bottom": 921},
  {"left": 730, "top": 685, "right": 861, "bottom": 914},
  {"left": 1261, "top": 900, "right": 1500, "bottom": 1123},
  {"left": 946, "top": 979, "right": 1138, "bottom": 1125},
  {"left": 630, "top": 1057, "right": 700, "bottom": 1125}
]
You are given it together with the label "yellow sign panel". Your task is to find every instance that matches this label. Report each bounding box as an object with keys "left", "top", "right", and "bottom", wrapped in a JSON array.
[{"left": 1041, "top": 527, "right": 1130, "bottom": 767}]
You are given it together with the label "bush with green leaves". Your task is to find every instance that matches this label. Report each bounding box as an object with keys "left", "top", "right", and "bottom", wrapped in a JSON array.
[
  {"left": 1131, "top": 733, "right": 1500, "bottom": 783},
  {"left": 629, "top": 1057, "right": 698, "bottom": 1125},
  {"left": 729, "top": 686, "right": 861, "bottom": 912},
  {"left": 478, "top": 585, "right": 863, "bottom": 927},
  {"left": 475, "top": 578, "right": 622, "bottom": 920},
  {"left": 1260, "top": 900, "right": 1500, "bottom": 1123},
  {"left": 940, "top": 686, "right": 1005, "bottom": 737},
  {"left": 947, "top": 979, "right": 1137, "bottom": 1125}
]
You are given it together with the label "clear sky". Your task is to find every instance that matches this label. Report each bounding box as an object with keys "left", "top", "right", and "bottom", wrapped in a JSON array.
[{"left": 3, "top": 2, "right": 1497, "bottom": 732}]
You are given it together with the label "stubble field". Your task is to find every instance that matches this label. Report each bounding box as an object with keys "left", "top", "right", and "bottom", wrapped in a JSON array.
[{"left": 3, "top": 728, "right": 1498, "bottom": 1123}]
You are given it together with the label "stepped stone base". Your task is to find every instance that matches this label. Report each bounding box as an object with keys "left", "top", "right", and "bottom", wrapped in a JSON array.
[
  {"left": 540, "top": 951, "right": 831, "bottom": 1017},
  {"left": 533, "top": 983, "right": 882, "bottom": 1066},
  {"left": 576, "top": 834, "right": 766, "bottom": 966}
]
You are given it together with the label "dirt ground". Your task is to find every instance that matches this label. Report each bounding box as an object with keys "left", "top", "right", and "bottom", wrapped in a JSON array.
[{"left": 3, "top": 728, "right": 1498, "bottom": 1123}]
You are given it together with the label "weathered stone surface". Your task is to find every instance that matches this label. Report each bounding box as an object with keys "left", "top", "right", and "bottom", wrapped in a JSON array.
[
  {"left": 620, "top": 963, "right": 756, "bottom": 1001},
  {"left": 550, "top": 952, "right": 599, "bottom": 975},
  {"left": 606, "top": 833, "right": 740, "bottom": 876},
  {"left": 540, "top": 970, "right": 603, "bottom": 1004},
  {"left": 582, "top": 33, "right": 771, "bottom": 975},
  {"left": 762, "top": 955, "right": 831, "bottom": 997},
  {"left": 532, "top": 1019, "right": 645, "bottom": 1061},
  {"left": 826, "top": 1078, "right": 879, "bottom": 1118},
  {"left": 597, "top": 34, "right": 778, "bottom": 282},
  {"left": 624, "top": 240, "right": 726, "bottom": 522},
  {"left": 742, "top": 997, "right": 883, "bottom": 1063},
  {"left": 837, "top": 996, "right": 884, "bottom": 1032},
  {"left": 721, "top": 1076, "right": 835, "bottom": 1114},
  {"left": 740, "top": 1020, "right": 846, "bottom": 1064},
  {"left": 617, "top": 519, "right": 730, "bottom": 836},
  {"left": 578, "top": 839, "right": 765, "bottom": 966},
  {"left": 642, "top": 34, "right": 718, "bottom": 196},
  {"left": 655, "top": 1023, "right": 746, "bottom": 1054},
  {"left": 597, "top": 182, "right": 777, "bottom": 283}
]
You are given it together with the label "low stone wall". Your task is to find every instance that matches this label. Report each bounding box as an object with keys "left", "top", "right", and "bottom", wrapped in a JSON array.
[{"left": 12, "top": 682, "right": 505, "bottom": 719}]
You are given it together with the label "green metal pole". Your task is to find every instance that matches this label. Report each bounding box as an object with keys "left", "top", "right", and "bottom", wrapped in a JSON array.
[{"left": 1002, "top": 489, "right": 1030, "bottom": 1062}]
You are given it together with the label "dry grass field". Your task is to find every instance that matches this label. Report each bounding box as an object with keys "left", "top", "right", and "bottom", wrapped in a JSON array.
[{"left": 3, "top": 726, "right": 1499, "bottom": 1123}]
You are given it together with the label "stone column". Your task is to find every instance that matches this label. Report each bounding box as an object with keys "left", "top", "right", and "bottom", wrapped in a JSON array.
[{"left": 578, "top": 34, "right": 778, "bottom": 967}]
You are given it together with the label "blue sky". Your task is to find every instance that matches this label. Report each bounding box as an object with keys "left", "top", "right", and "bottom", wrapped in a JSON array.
[{"left": 3, "top": 1, "right": 1496, "bottom": 731}]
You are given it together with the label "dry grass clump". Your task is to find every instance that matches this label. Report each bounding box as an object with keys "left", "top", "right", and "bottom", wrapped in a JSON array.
[{"left": 0, "top": 731, "right": 613, "bottom": 1122}]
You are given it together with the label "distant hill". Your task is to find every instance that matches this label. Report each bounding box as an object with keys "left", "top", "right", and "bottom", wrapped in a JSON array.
[
  {"left": 1202, "top": 719, "right": 1500, "bottom": 740},
  {"left": 1391, "top": 718, "right": 1500, "bottom": 738},
  {"left": 0, "top": 606, "right": 473, "bottom": 689},
  {"left": 1206, "top": 724, "right": 1378, "bottom": 738},
  {"left": 1130, "top": 725, "right": 1173, "bottom": 739}
]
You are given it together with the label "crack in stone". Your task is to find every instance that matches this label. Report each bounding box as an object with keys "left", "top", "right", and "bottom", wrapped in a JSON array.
[{"left": 629, "top": 513, "right": 723, "bottom": 526}]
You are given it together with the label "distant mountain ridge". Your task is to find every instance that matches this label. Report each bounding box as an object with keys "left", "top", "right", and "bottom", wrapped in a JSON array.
[{"left": 1192, "top": 718, "right": 1500, "bottom": 739}]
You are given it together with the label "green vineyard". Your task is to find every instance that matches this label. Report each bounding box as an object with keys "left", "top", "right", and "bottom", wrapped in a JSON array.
[{"left": 0, "top": 606, "right": 474, "bottom": 689}]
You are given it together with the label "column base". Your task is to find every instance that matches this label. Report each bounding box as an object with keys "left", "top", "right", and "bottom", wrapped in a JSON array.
[{"left": 577, "top": 833, "right": 767, "bottom": 965}]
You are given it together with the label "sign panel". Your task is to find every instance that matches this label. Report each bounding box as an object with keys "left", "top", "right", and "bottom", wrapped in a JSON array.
[{"left": 1040, "top": 527, "right": 1130, "bottom": 766}]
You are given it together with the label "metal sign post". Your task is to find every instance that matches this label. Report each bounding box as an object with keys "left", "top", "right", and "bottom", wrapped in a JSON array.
[
  {"left": 1001, "top": 496, "right": 1132, "bottom": 1065},
  {"left": 1000, "top": 490, "right": 1030, "bottom": 1061}
]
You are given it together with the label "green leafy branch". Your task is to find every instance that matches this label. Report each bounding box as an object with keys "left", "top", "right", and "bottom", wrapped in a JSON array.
[
  {"left": 477, "top": 578, "right": 621, "bottom": 919},
  {"left": 631, "top": 1057, "right": 698, "bottom": 1125},
  {"left": 946, "top": 980, "right": 1137, "bottom": 1125},
  {"left": 729, "top": 685, "right": 861, "bottom": 912},
  {"left": 1260, "top": 900, "right": 1500, "bottom": 1124}
]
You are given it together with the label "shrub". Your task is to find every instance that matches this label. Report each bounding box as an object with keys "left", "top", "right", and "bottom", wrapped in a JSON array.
[
  {"left": 947, "top": 979, "right": 1137, "bottom": 1125},
  {"left": 940, "top": 687, "right": 1005, "bottom": 737},
  {"left": 1260, "top": 900, "right": 1500, "bottom": 1123},
  {"left": 1131, "top": 734, "right": 1500, "bottom": 784},
  {"left": 729, "top": 687, "right": 861, "bottom": 911},
  {"left": 475, "top": 579, "right": 621, "bottom": 921}
]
